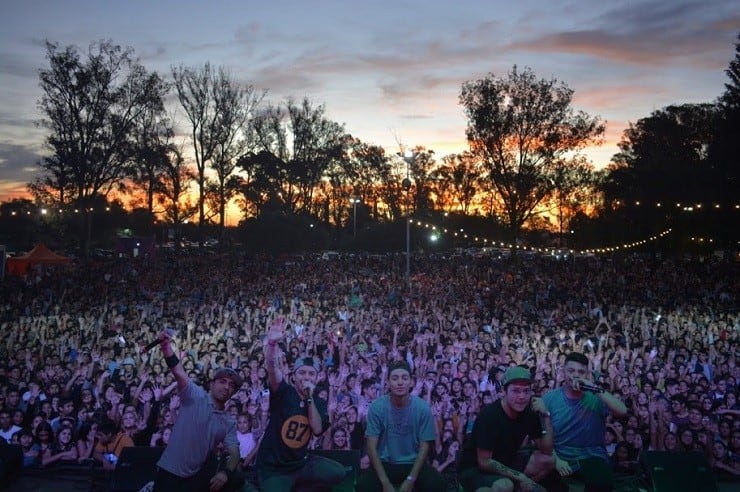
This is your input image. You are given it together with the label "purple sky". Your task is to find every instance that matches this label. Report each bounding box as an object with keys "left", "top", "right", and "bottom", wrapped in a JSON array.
[{"left": 0, "top": 0, "right": 737, "bottom": 201}]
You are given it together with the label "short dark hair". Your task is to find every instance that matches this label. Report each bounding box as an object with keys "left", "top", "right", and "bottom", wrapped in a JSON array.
[
  {"left": 98, "top": 419, "right": 118, "bottom": 436},
  {"left": 565, "top": 352, "right": 589, "bottom": 366},
  {"left": 387, "top": 360, "right": 412, "bottom": 377},
  {"left": 361, "top": 378, "right": 377, "bottom": 391}
]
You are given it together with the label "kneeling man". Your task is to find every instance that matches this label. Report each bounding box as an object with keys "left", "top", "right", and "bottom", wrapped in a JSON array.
[{"left": 460, "top": 366, "right": 565, "bottom": 492}]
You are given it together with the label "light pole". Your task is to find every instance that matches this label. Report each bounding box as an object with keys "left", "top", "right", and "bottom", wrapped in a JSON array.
[
  {"left": 350, "top": 197, "right": 360, "bottom": 238},
  {"left": 403, "top": 150, "right": 414, "bottom": 284}
]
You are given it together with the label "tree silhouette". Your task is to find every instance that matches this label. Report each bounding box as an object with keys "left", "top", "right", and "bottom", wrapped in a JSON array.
[
  {"left": 32, "top": 40, "right": 167, "bottom": 253},
  {"left": 243, "top": 98, "right": 347, "bottom": 219},
  {"left": 707, "top": 31, "right": 740, "bottom": 246},
  {"left": 432, "top": 151, "right": 484, "bottom": 215},
  {"left": 459, "top": 66, "right": 604, "bottom": 242},
  {"left": 172, "top": 63, "right": 263, "bottom": 238}
]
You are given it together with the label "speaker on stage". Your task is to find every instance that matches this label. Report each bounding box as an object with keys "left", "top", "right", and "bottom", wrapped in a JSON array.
[
  {"left": 310, "top": 449, "right": 360, "bottom": 492},
  {"left": 110, "top": 446, "right": 164, "bottom": 492},
  {"left": 0, "top": 442, "right": 23, "bottom": 486},
  {"left": 640, "top": 450, "right": 718, "bottom": 492}
]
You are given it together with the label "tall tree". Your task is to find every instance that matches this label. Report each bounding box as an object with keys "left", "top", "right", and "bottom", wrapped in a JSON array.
[
  {"left": 603, "top": 104, "right": 719, "bottom": 243},
  {"left": 346, "top": 139, "right": 391, "bottom": 223},
  {"left": 720, "top": 32, "right": 740, "bottom": 109},
  {"left": 403, "top": 147, "right": 437, "bottom": 215},
  {"left": 431, "top": 151, "right": 483, "bottom": 214},
  {"left": 607, "top": 104, "right": 718, "bottom": 205},
  {"left": 244, "top": 98, "right": 347, "bottom": 217},
  {"left": 208, "top": 73, "right": 265, "bottom": 233},
  {"left": 155, "top": 144, "right": 198, "bottom": 237},
  {"left": 172, "top": 63, "right": 263, "bottom": 236},
  {"left": 287, "top": 98, "right": 347, "bottom": 216},
  {"left": 129, "top": 108, "right": 174, "bottom": 216},
  {"left": 548, "top": 156, "right": 596, "bottom": 245},
  {"left": 459, "top": 65, "right": 604, "bottom": 241},
  {"left": 707, "top": 31, "right": 740, "bottom": 246},
  {"left": 32, "top": 40, "right": 167, "bottom": 252}
]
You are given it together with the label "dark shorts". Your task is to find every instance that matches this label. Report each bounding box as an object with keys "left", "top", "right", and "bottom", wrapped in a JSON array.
[
  {"left": 460, "top": 450, "right": 530, "bottom": 492},
  {"left": 461, "top": 467, "right": 505, "bottom": 490}
]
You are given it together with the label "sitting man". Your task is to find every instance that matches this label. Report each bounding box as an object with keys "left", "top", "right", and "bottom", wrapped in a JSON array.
[
  {"left": 543, "top": 352, "right": 627, "bottom": 492},
  {"left": 256, "top": 316, "right": 346, "bottom": 491},
  {"left": 356, "top": 360, "right": 445, "bottom": 492},
  {"left": 459, "top": 366, "right": 563, "bottom": 492}
]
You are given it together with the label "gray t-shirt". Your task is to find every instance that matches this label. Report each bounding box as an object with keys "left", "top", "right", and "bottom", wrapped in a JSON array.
[
  {"left": 365, "top": 394, "right": 436, "bottom": 464},
  {"left": 157, "top": 380, "right": 238, "bottom": 477}
]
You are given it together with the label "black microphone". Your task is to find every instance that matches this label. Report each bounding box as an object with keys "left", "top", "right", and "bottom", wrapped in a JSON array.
[
  {"left": 140, "top": 328, "right": 175, "bottom": 353},
  {"left": 579, "top": 380, "right": 605, "bottom": 394}
]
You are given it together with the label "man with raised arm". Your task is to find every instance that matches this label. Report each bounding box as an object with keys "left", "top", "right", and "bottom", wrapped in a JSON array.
[
  {"left": 153, "top": 330, "right": 246, "bottom": 492},
  {"left": 256, "top": 316, "right": 345, "bottom": 491}
]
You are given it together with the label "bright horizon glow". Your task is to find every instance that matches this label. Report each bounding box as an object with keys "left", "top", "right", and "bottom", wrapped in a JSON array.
[{"left": 0, "top": 1, "right": 737, "bottom": 218}]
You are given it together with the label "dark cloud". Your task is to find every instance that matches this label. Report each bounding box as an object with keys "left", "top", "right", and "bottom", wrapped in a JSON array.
[
  {"left": 508, "top": 0, "right": 739, "bottom": 68},
  {"left": 137, "top": 44, "right": 168, "bottom": 64},
  {"left": 602, "top": 0, "right": 714, "bottom": 32},
  {"left": 0, "top": 52, "right": 38, "bottom": 78},
  {"left": 0, "top": 143, "right": 43, "bottom": 180}
]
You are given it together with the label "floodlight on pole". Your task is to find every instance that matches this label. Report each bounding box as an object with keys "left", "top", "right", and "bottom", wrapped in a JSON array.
[
  {"left": 402, "top": 150, "right": 415, "bottom": 284},
  {"left": 350, "top": 197, "right": 361, "bottom": 238}
]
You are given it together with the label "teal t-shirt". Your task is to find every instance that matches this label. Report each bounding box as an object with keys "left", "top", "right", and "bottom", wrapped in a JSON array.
[
  {"left": 365, "top": 395, "right": 436, "bottom": 464},
  {"left": 543, "top": 387, "right": 609, "bottom": 462}
]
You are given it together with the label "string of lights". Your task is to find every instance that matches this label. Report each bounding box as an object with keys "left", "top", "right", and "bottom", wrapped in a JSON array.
[
  {"left": 611, "top": 201, "right": 740, "bottom": 211},
  {"left": 6, "top": 207, "right": 112, "bottom": 216},
  {"left": 410, "top": 218, "right": 673, "bottom": 256}
]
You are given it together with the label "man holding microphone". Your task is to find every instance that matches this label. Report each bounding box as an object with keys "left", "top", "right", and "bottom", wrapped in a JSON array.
[
  {"left": 542, "top": 352, "right": 628, "bottom": 492},
  {"left": 256, "top": 316, "right": 345, "bottom": 491},
  {"left": 152, "top": 330, "right": 246, "bottom": 492}
]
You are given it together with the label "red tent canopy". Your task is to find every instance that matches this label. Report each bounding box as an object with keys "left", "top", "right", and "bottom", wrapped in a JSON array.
[{"left": 5, "top": 243, "right": 72, "bottom": 276}]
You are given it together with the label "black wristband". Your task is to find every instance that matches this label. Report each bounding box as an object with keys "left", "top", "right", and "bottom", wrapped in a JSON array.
[{"left": 165, "top": 354, "right": 179, "bottom": 368}]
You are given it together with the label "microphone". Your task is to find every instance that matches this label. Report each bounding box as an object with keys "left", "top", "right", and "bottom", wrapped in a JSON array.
[
  {"left": 140, "top": 328, "right": 176, "bottom": 353},
  {"left": 578, "top": 380, "right": 605, "bottom": 394}
]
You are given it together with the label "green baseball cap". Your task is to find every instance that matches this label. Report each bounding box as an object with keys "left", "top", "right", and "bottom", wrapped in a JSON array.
[{"left": 502, "top": 366, "right": 531, "bottom": 387}]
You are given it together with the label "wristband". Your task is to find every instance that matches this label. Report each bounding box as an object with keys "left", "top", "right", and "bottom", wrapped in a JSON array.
[{"left": 165, "top": 354, "right": 179, "bottom": 368}]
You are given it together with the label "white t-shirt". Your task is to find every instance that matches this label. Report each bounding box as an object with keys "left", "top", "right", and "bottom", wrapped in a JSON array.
[
  {"left": 0, "top": 425, "right": 22, "bottom": 443},
  {"left": 237, "top": 431, "right": 257, "bottom": 459}
]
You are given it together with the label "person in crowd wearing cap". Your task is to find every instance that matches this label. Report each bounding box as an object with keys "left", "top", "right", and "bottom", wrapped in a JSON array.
[
  {"left": 459, "top": 366, "right": 562, "bottom": 492},
  {"left": 152, "top": 329, "right": 248, "bottom": 492},
  {"left": 355, "top": 360, "right": 445, "bottom": 492},
  {"left": 542, "top": 352, "right": 628, "bottom": 492},
  {"left": 256, "top": 315, "right": 345, "bottom": 491}
]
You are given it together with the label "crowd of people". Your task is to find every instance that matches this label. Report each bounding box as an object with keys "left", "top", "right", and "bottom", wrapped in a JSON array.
[{"left": 0, "top": 248, "right": 738, "bottom": 490}]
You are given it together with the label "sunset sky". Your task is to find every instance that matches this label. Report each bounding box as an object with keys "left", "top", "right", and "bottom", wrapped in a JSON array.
[{"left": 0, "top": 0, "right": 738, "bottom": 202}]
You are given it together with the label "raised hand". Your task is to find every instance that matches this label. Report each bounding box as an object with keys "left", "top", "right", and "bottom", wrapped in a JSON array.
[
  {"left": 266, "top": 316, "right": 287, "bottom": 345},
  {"left": 152, "top": 384, "right": 163, "bottom": 402},
  {"left": 169, "top": 394, "right": 180, "bottom": 410},
  {"left": 139, "top": 387, "right": 153, "bottom": 403}
]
